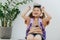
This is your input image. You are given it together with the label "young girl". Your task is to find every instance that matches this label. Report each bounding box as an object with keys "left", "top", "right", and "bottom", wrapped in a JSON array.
[{"left": 21, "top": 4, "right": 51, "bottom": 40}]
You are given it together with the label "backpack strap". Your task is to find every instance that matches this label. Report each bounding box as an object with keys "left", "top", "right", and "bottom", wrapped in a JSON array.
[
  {"left": 25, "top": 18, "right": 33, "bottom": 38},
  {"left": 39, "top": 18, "right": 46, "bottom": 40},
  {"left": 38, "top": 18, "right": 45, "bottom": 29}
]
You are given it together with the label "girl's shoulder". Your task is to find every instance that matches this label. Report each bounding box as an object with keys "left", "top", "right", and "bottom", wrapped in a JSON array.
[{"left": 38, "top": 18, "right": 42, "bottom": 22}]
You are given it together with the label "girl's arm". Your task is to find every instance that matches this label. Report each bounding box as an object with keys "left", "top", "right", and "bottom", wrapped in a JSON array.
[
  {"left": 42, "top": 7, "right": 52, "bottom": 27},
  {"left": 21, "top": 6, "right": 31, "bottom": 25},
  {"left": 21, "top": 6, "right": 31, "bottom": 19}
]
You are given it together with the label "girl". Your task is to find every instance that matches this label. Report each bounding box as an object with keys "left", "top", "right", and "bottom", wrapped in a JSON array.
[{"left": 21, "top": 4, "right": 51, "bottom": 40}]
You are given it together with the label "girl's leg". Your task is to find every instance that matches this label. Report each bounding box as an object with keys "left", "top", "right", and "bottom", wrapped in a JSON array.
[
  {"left": 34, "top": 35, "right": 42, "bottom": 40},
  {"left": 27, "top": 34, "right": 34, "bottom": 40}
]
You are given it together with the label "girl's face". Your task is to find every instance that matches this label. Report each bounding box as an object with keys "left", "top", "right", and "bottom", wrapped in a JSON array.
[{"left": 32, "top": 7, "right": 42, "bottom": 17}]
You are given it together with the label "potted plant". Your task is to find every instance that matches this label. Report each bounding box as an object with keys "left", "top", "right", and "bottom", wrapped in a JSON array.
[{"left": 0, "top": 0, "right": 32, "bottom": 39}]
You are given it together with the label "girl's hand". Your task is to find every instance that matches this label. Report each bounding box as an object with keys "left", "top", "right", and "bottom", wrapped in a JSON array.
[
  {"left": 41, "top": 7, "right": 45, "bottom": 12},
  {"left": 28, "top": 6, "right": 31, "bottom": 11}
]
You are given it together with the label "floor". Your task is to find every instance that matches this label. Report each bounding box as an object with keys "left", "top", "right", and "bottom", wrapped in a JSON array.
[{"left": 0, "top": 39, "right": 26, "bottom": 40}]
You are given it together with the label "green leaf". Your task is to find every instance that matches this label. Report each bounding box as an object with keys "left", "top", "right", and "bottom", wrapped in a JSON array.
[
  {"left": 7, "top": 0, "right": 10, "bottom": 4},
  {"left": 0, "top": 10, "right": 4, "bottom": 18}
]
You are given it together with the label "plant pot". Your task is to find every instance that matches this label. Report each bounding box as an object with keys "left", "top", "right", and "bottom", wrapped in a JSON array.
[{"left": 0, "top": 27, "right": 12, "bottom": 39}]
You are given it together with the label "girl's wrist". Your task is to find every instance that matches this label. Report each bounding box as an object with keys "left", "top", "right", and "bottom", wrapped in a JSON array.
[{"left": 42, "top": 9, "right": 45, "bottom": 13}]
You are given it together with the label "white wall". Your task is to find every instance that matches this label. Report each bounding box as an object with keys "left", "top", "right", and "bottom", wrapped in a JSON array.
[{"left": 0, "top": 0, "right": 60, "bottom": 40}]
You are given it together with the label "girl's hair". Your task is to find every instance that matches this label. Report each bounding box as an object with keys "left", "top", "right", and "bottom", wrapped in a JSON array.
[{"left": 29, "top": 5, "right": 45, "bottom": 19}]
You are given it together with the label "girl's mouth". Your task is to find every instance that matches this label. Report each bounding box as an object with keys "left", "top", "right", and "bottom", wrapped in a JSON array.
[{"left": 34, "top": 13, "right": 38, "bottom": 15}]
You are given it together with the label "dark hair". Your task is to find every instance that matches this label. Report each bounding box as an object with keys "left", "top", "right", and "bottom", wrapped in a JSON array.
[
  {"left": 33, "top": 4, "right": 41, "bottom": 8},
  {"left": 29, "top": 5, "right": 45, "bottom": 19}
]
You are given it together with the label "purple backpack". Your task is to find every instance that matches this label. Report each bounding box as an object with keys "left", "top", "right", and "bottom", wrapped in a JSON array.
[{"left": 25, "top": 18, "right": 46, "bottom": 40}]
